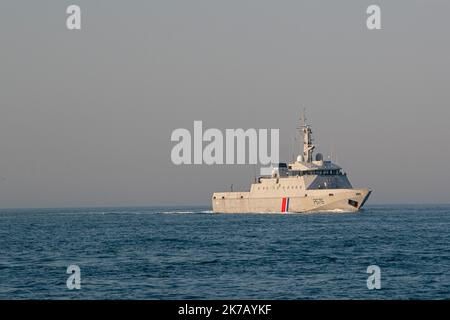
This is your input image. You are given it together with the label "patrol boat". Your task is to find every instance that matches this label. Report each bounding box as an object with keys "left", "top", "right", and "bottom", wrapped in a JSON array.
[{"left": 212, "top": 115, "right": 372, "bottom": 213}]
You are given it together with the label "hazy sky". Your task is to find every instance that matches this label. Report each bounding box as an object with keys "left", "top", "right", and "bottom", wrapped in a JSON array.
[{"left": 1, "top": 1, "right": 449, "bottom": 208}]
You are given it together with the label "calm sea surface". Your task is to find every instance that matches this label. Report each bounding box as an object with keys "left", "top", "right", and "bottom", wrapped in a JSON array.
[{"left": 0, "top": 205, "right": 449, "bottom": 299}]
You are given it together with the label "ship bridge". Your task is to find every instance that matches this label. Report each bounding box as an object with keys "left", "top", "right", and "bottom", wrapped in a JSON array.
[{"left": 288, "top": 160, "right": 341, "bottom": 173}]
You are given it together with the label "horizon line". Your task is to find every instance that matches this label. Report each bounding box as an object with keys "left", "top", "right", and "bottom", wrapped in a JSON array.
[{"left": 1, "top": 203, "right": 450, "bottom": 211}]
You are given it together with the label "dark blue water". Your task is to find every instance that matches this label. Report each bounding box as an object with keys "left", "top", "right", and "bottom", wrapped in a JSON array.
[{"left": 0, "top": 205, "right": 449, "bottom": 299}]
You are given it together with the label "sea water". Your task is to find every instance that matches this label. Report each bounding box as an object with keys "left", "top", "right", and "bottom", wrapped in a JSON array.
[{"left": 0, "top": 205, "right": 449, "bottom": 299}]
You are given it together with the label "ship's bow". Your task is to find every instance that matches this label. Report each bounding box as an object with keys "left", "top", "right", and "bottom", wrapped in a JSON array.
[{"left": 346, "top": 188, "right": 372, "bottom": 211}]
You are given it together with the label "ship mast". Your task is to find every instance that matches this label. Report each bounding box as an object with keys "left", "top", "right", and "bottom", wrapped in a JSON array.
[{"left": 300, "top": 110, "right": 315, "bottom": 163}]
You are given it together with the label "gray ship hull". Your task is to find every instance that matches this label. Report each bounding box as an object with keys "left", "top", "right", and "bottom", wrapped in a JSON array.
[{"left": 212, "top": 188, "right": 371, "bottom": 213}]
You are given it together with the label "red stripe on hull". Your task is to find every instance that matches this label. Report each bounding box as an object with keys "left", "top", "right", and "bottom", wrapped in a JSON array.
[{"left": 281, "top": 197, "right": 287, "bottom": 212}]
